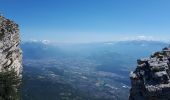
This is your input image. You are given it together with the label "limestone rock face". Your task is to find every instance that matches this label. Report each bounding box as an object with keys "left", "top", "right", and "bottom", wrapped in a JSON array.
[
  {"left": 0, "top": 16, "right": 22, "bottom": 76},
  {"left": 129, "top": 46, "right": 170, "bottom": 100}
]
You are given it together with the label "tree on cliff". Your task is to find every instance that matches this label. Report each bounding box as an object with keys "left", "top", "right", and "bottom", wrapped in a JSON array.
[{"left": 0, "top": 69, "right": 21, "bottom": 100}]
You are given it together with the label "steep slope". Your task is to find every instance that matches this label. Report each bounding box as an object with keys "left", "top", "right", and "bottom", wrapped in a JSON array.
[
  {"left": 129, "top": 46, "right": 170, "bottom": 100},
  {"left": 0, "top": 15, "right": 22, "bottom": 75},
  {"left": 0, "top": 15, "right": 22, "bottom": 100}
]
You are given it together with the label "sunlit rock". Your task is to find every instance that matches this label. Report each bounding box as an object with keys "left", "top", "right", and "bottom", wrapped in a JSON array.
[{"left": 129, "top": 46, "right": 170, "bottom": 100}]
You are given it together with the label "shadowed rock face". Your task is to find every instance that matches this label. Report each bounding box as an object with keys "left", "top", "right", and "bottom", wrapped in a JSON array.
[
  {"left": 129, "top": 46, "right": 170, "bottom": 100},
  {"left": 0, "top": 15, "right": 22, "bottom": 76}
]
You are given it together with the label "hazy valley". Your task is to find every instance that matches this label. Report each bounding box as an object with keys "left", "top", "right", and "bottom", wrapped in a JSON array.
[{"left": 20, "top": 40, "right": 167, "bottom": 100}]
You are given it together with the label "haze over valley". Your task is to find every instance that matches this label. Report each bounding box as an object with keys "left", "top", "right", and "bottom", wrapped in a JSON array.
[
  {"left": 21, "top": 40, "right": 168, "bottom": 100},
  {"left": 1, "top": 0, "right": 170, "bottom": 100}
]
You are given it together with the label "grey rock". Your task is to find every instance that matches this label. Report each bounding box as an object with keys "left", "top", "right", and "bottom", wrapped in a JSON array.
[
  {"left": 0, "top": 15, "right": 22, "bottom": 76},
  {"left": 129, "top": 46, "right": 170, "bottom": 100}
]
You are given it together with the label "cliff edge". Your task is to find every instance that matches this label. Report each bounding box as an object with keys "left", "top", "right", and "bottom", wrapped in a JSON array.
[
  {"left": 0, "top": 15, "right": 22, "bottom": 100},
  {"left": 0, "top": 15, "right": 22, "bottom": 76},
  {"left": 129, "top": 46, "right": 170, "bottom": 100}
]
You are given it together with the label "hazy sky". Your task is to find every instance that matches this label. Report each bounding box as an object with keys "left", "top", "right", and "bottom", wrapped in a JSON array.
[{"left": 0, "top": 0, "right": 170, "bottom": 43}]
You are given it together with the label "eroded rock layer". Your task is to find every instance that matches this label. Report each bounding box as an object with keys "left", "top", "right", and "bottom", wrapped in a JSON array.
[
  {"left": 0, "top": 15, "right": 22, "bottom": 76},
  {"left": 129, "top": 46, "right": 170, "bottom": 100}
]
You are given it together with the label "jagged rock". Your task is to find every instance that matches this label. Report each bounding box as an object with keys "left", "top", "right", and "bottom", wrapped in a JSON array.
[
  {"left": 129, "top": 46, "right": 170, "bottom": 100},
  {"left": 0, "top": 15, "right": 22, "bottom": 76}
]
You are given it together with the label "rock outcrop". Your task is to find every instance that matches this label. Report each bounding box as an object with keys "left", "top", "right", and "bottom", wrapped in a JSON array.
[
  {"left": 0, "top": 15, "right": 22, "bottom": 76},
  {"left": 0, "top": 15, "right": 22, "bottom": 100},
  {"left": 129, "top": 46, "right": 170, "bottom": 100}
]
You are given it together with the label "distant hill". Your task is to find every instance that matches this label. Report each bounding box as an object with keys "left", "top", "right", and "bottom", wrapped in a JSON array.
[
  {"left": 21, "top": 41, "right": 63, "bottom": 59},
  {"left": 21, "top": 40, "right": 168, "bottom": 60}
]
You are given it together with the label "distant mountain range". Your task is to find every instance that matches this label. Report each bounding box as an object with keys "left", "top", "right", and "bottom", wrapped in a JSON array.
[{"left": 21, "top": 40, "right": 168, "bottom": 60}]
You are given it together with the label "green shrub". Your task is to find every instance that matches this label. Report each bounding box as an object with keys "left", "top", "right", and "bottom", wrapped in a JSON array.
[
  {"left": 0, "top": 29, "right": 5, "bottom": 40},
  {"left": 0, "top": 70, "right": 21, "bottom": 100}
]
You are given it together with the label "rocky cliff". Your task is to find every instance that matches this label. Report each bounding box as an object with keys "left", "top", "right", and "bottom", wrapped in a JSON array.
[
  {"left": 129, "top": 46, "right": 170, "bottom": 100},
  {"left": 0, "top": 15, "right": 22, "bottom": 100},
  {"left": 0, "top": 15, "right": 22, "bottom": 76}
]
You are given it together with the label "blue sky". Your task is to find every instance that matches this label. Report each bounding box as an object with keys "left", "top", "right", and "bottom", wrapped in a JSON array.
[{"left": 0, "top": 0, "right": 170, "bottom": 43}]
